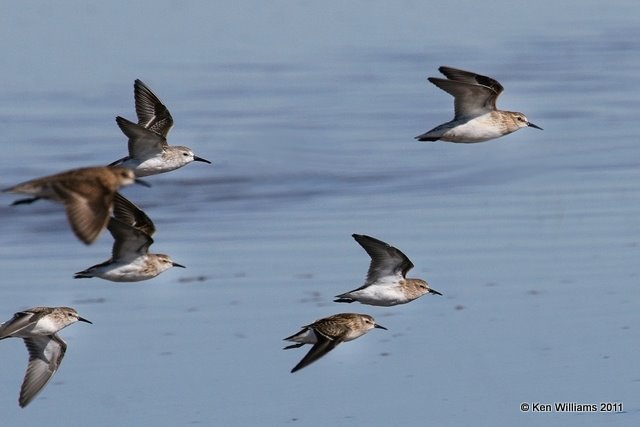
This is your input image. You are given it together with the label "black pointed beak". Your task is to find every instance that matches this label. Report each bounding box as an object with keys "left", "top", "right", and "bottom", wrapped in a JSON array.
[
  {"left": 78, "top": 316, "right": 92, "bottom": 324},
  {"left": 194, "top": 155, "right": 212, "bottom": 164},
  {"left": 135, "top": 178, "right": 151, "bottom": 187},
  {"left": 429, "top": 288, "right": 443, "bottom": 296},
  {"left": 10, "top": 197, "right": 41, "bottom": 206},
  {"left": 528, "top": 122, "right": 543, "bottom": 130},
  {"left": 374, "top": 324, "right": 387, "bottom": 330},
  {"left": 172, "top": 262, "right": 186, "bottom": 268}
]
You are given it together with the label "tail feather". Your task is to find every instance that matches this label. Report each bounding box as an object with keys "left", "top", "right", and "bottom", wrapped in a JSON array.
[
  {"left": 73, "top": 272, "right": 92, "bottom": 279},
  {"left": 333, "top": 297, "right": 355, "bottom": 303},
  {"left": 415, "top": 134, "right": 440, "bottom": 141},
  {"left": 283, "top": 343, "right": 305, "bottom": 350}
]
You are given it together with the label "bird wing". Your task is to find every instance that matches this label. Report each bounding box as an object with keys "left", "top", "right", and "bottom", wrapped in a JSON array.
[
  {"left": 438, "top": 66, "right": 504, "bottom": 94},
  {"left": 108, "top": 218, "right": 153, "bottom": 260},
  {"left": 290, "top": 330, "right": 341, "bottom": 373},
  {"left": 429, "top": 66, "right": 504, "bottom": 118},
  {"left": 0, "top": 311, "right": 38, "bottom": 339},
  {"left": 19, "top": 334, "right": 66, "bottom": 407},
  {"left": 112, "top": 192, "right": 156, "bottom": 236},
  {"left": 63, "top": 185, "right": 113, "bottom": 245},
  {"left": 134, "top": 79, "right": 174, "bottom": 138},
  {"left": 353, "top": 234, "right": 413, "bottom": 286},
  {"left": 116, "top": 116, "right": 168, "bottom": 158}
]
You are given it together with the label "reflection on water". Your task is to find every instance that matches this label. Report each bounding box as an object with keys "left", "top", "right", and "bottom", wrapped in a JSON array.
[{"left": 1, "top": 1, "right": 639, "bottom": 426}]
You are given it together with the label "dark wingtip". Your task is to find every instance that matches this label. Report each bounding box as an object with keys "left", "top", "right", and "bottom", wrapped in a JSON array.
[
  {"left": 352, "top": 233, "right": 372, "bottom": 241},
  {"left": 78, "top": 234, "right": 95, "bottom": 245},
  {"left": 109, "top": 156, "right": 129, "bottom": 167}
]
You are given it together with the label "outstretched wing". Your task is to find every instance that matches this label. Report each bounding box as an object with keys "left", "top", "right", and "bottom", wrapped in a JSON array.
[
  {"left": 134, "top": 79, "right": 174, "bottom": 138},
  {"left": 19, "top": 334, "right": 67, "bottom": 407},
  {"left": 353, "top": 234, "right": 413, "bottom": 286},
  {"left": 429, "top": 66, "right": 503, "bottom": 118},
  {"left": 290, "top": 331, "right": 341, "bottom": 373}
]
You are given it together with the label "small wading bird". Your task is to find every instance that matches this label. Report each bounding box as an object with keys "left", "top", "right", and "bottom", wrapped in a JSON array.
[
  {"left": 74, "top": 192, "right": 185, "bottom": 282},
  {"left": 0, "top": 306, "right": 92, "bottom": 407},
  {"left": 110, "top": 79, "right": 211, "bottom": 176},
  {"left": 334, "top": 234, "right": 442, "bottom": 306},
  {"left": 283, "top": 313, "right": 386, "bottom": 373},
  {"left": 2, "top": 166, "right": 146, "bottom": 244},
  {"left": 415, "top": 66, "right": 542, "bottom": 143}
]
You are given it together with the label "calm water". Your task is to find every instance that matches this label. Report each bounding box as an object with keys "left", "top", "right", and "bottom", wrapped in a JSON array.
[{"left": 1, "top": 1, "right": 639, "bottom": 426}]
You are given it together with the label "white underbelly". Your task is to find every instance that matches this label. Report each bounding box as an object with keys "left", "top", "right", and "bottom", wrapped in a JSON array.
[{"left": 442, "top": 117, "right": 508, "bottom": 142}]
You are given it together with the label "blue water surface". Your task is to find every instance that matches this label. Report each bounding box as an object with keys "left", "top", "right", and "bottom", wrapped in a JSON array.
[{"left": 0, "top": 1, "right": 639, "bottom": 425}]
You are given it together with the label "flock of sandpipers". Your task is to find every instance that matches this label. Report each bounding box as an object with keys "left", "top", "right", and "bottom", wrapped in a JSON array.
[{"left": 0, "top": 66, "right": 541, "bottom": 407}]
